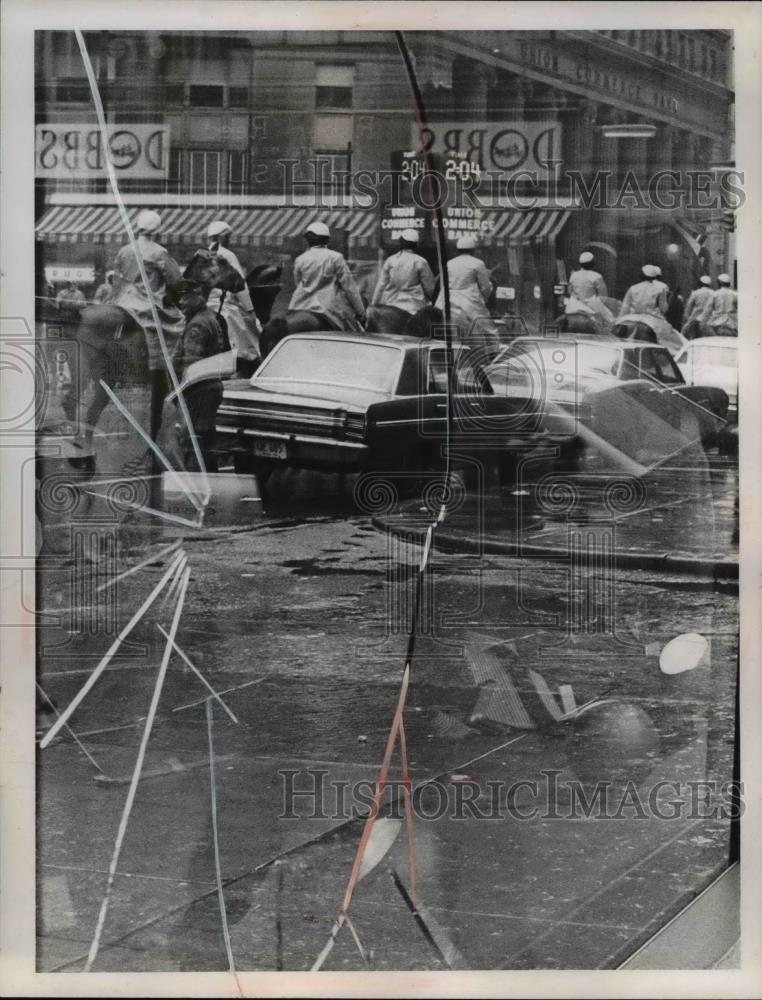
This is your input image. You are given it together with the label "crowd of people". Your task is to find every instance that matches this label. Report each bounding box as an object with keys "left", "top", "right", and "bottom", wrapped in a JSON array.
[
  {"left": 52, "top": 207, "right": 737, "bottom": 469},
  {"left": 564, "top": 252, "right": 737, "bottom": 340}
]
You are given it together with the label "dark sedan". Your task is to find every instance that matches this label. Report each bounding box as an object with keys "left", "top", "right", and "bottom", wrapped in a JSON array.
[{"left": 215, "top": 332, "right": 545, "bottom": 480}]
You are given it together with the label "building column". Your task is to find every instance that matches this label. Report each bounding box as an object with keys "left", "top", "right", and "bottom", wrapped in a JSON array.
[{"left": 563, "top": 98, "right": 598, "bottom": 256}]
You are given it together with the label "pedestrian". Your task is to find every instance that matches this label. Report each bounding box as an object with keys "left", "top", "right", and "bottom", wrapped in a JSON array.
[
  {"left": 700, "top": 273, "right": 737, "bottom": 336},
  {"left": 618, "top": 264, "right": 669, "bottom": 320},
  {"left": 55, "top": 282, "right": 86, "bottom": 317},
  {"left": 370, "top": 228, "right": 435, "bottom": 328},
  {"left": 93, "top": 270, "right": 114, "bottom": 304},
  {"left": 206, "top": 219, "right": 262, "bottom": 378},
  {"left": 681, "top": 275, "right": 714, "bottom": 339},
  {"left": 435, "top": 235, "right": 500, "bottom": 357},
  {"left": 287, "top": 221, "right": 366, "bottom": 332},
  {"left": 565, "top": 251, "right": 615, "bottom": 333},
  {"left": 174, "top": 277, "right": 226, "bottom": 472}
]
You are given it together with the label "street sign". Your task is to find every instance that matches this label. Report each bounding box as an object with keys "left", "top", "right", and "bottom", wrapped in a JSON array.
[
  {"left": 45, "top": 265, "right": 95, "bottom": 284},
  {"left": 496, "top": 286, "right": 516, "bottom": 300}
]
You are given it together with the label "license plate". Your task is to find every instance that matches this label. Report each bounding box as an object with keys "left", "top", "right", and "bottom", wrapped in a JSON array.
[{"left": 252, "top": 439, "right": 287, "bottom": 461}]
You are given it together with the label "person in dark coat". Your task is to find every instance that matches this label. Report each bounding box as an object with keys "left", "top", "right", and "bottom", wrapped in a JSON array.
[{"left": 174, "top": 278, "right": 226, "bottom": 471}]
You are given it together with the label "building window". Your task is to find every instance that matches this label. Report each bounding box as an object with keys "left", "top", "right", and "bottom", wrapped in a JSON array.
[
  {"left": 164, "top": 83, "right": 185, "bottom": 105},
  {"left": 710, "top": 49, "right": 718, "bottom": 79},
  {"left": 229, "top": 150, "right": 247, "bottom": 189},
  {"left": 189, "top": 150, "right": 223, "bottom": 191},
  {"left": 55, "top": 78, "right": 91, "bottom": 103},
  {"left": 313, "top": 114, "right": 353, "bottom": 153},
  {"left": 229, "top": 86, "right": 249, "bottom": 108},
  {"left": 315, "top": 65, "right": 354, "bottom": 109},
  {"left": 189, "top": 84, "right": 225, "bottom": 108}
]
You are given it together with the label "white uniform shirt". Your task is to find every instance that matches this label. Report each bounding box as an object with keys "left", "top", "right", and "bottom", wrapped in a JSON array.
[
  {"left": 371, "top": 249, "right": 435, "bottom": 315},
  {"left": 618, "top": 280, "right": 668, "bottom": 319},
  {"left": 683, "top": 286, "right": 714, "bottom": 324},
  {"left": 702, "top": 287, "right": 738, "bottom": 331},
  {"left": 289, "top": 246, "right": 365, "bottom": 331},
  {"left": 436, "top": 253, "right": 492, "bottom": 318},
  {"left": 207, "top": 244, "right": 261, "bottom": 361},
  {"left": 568, "top": 268, "right": 607, "bottom": 302}
]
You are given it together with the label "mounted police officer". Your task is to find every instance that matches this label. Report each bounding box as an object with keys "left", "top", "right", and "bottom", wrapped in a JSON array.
[
  {"left": 701, "top": 273, "right": 737, "bottom": 336},
  {"left": 681, "top": 275, "right": 714, "bottom": 339},
  {"left": 565, "top": 251, "right": 614, "bottom": 333},
  {"left": 369, "top": 228, "right": 435, "bottom": 332},
  {"left": 435, "top": 235, "right": 500, "bottom": 357},
  {"left": 287, "top": 221, "right": 366, "bottom": 333},
  {"left": 618, "top": 264, "right": 669, "bottom": 320},
  {"left": 205, "top": 219, "right": 262, "bottom": 377}
]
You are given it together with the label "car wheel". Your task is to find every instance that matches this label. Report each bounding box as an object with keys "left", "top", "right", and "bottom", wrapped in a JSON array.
[{"left": 232, "top": 453, "right": 274, "bottom": 483}]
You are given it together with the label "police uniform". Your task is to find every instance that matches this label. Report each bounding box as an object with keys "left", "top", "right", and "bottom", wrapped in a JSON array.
[
  {"left": 207, "top": 244, "right": 262, "bottom": 362},
  {"left": 372, "top": 248, "right": 435, "bottom": 315},
  {"left": 618, "top": 275, "right": 668, "bottom": 319},
  {"left": 436, "top": 247, "right": 499, "bottom": 354},
  {"left": 566, "top": 264, "right": 614, "bottom": 331},
  {"left": 111, "top": 234, "right": 185, "bottom": 368},
  {"left": 701, "top": 285, "right": 738, "bottom": 334},
  {"left": 288, "top": 245, "right": 366, "bottom": 332},
  {"left": 683, "top": 286, "right": 714, "bottom": 324}
]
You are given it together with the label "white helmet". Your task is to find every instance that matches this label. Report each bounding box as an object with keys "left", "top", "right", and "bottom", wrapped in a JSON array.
[
  {"left": 718, "top": 273, "right": 731, "bottom": 285},
  {"left": 399, "top": 228, "right": 419, "bottom": 244},
  {"left": 456, "top": 235, "right": 477, "bottom": 251},
  {"left": 207, "top": 220, "right": 232, "bottom": 239},
  {"left": 641, "top": 264, "right": 659, "bottom": 278},
  {"left": 136, "top": 209, "right": 162, "bottom": 234},
  {"left": 579, "top": 251, "right": 594, "bottom": 264},
  {"left": 699, "top": 275, "right": 712, "bottom": 286},
  {"left": 305, "top": 221, "right": 330, "bottom": 238},
  {"left": 653, "top": 265, "right": 663, "bottom": 277}
]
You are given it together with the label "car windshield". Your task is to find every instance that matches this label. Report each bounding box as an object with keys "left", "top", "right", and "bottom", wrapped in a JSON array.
[{"left": 255, "top": 338, "right": 402, "bottom": 393}]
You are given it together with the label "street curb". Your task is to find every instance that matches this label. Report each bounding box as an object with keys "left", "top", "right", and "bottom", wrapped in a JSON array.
[{"left": 372, "top": 516, "right": 739, "bottom": 584}]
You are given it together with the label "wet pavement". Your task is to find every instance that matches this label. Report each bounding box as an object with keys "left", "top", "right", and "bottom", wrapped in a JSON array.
[{"left": 35, "top": 447, "right": 739, "bottom": 972}]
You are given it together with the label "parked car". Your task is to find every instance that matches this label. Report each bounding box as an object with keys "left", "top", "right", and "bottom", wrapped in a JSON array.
[
  {"left": 485, "top": 336, "right": 729, "bottom": 473},
  {"left": 214, "top": 331, "right": 547, "bottom": 481},
  {"left": 674, "top": 337, "right": 738, "bottom": 423}
]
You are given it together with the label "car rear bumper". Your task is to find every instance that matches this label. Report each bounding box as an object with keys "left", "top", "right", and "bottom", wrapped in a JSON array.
[{"left": 216, "top": 425, "right": 368, "bottom": 471}]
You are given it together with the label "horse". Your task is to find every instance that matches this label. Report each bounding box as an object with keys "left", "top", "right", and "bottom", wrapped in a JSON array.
[
  {"left": 63, "top": 249, "right": 242, "bottom": 443},
  {"left": 552, "top": 312, "right": 601, "bottom": 336}
]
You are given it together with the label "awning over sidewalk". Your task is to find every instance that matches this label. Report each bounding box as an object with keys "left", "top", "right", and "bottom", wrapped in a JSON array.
[
  {"left": 35, "top": 205, "right": 379, "bottom": 248},
  {"left": 487, "top": 208, "right": 570, "bottom": 243}
]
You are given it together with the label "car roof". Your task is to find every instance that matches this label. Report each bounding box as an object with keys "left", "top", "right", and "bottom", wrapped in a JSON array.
[
  {"left": 683, "top": 336, "right": 737, "bottom": 349},
  {"left": 277, "top": 331, "right": 457, "bottom": 349},
  {"left": 508, "top": 335, "right": 669, "bottom": 352}
]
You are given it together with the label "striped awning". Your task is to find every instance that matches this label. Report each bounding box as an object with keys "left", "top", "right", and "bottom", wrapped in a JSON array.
[
  {"left": 35, "top": 205, "right": 379, "bottom": 248},
  {"left": 485, "top": 208, "right": 571, "bottom": 243}
]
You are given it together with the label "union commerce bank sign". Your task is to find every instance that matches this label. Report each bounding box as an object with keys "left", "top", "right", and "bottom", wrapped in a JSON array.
[{"left": 35, "top": 123, "right": 170, "bottom": 179}]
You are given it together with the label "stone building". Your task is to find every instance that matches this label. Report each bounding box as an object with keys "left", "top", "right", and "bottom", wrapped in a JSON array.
[{"left": 35, "top": 28, "right": 735, "bottom": 324}]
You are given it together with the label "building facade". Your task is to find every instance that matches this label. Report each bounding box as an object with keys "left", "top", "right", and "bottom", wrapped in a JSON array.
[{"left": 35, "top": 29, "right": 736, "bottom": 326}]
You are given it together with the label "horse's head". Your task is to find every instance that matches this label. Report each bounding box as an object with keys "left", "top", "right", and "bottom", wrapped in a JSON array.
[{"left": 184, "top": 249, "right": 245, "bottom": 294}]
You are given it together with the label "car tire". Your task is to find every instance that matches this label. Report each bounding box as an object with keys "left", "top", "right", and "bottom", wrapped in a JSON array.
[{"left": 232, "top": 453, "right": 274, "bottom": 484}]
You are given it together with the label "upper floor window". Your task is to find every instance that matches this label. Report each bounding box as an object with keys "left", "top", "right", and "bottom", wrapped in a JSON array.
[
  {"left": 315, "top": 64, "right": 354, "bottom": 109},
  {"left": 189, "top": 84, "right": 225, "bottom": 108}
]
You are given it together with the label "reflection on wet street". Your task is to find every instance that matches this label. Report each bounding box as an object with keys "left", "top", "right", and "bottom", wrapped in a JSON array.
[{"left": 36, "top": 443, "right": 738, "bottom": 971}]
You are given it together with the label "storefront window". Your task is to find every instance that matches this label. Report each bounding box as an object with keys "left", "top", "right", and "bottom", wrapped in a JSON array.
[{"left": 31, "top": 26, "right": 740, "bottom": 977}]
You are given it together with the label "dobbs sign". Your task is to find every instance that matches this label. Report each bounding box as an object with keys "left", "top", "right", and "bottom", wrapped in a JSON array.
[
  {"left": 36, "top": 124, "right": 170, "bottom": 179},
  {"left": 415, "top": 120, "right": 562, "bottom": 179}
]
